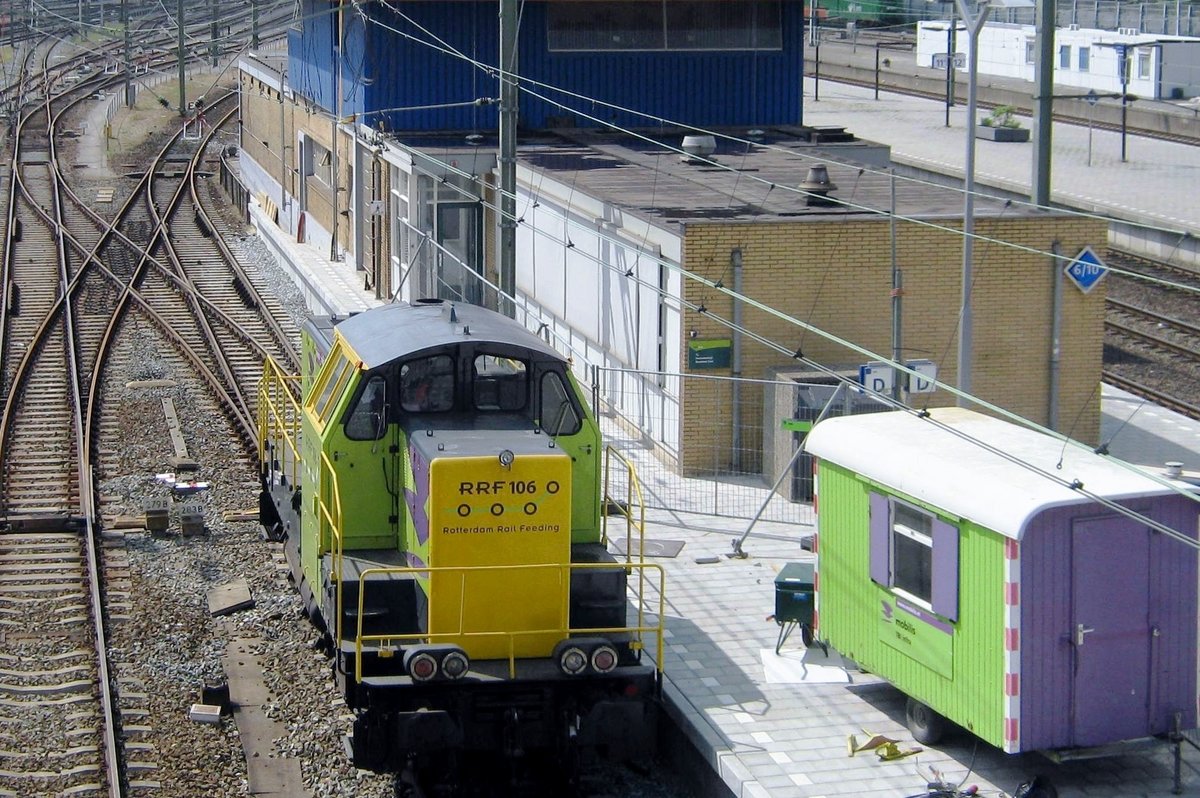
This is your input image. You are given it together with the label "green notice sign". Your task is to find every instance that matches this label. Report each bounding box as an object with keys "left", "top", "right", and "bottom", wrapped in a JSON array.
[
  {"left": 879, "top": 596, "right": 954, "bottom": 678},
  {"left": 688, "top": 339, "right": 732, "bottom": 369}
]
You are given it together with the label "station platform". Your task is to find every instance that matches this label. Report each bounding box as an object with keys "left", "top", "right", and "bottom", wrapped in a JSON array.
[
  {"left": 255, "top": 209, "right": 1200, "bottom": 798},
  {"left": 800, "top": 46, "right": 1200, "bottom": 238}
]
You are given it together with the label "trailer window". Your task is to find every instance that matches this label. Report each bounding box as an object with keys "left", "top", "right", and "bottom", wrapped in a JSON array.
[
  {"left": 870, "top": 493, "right": 960, "bottom": 622},
  {"left": 892, "top": 505, "right": 933, "bottom": 605}
]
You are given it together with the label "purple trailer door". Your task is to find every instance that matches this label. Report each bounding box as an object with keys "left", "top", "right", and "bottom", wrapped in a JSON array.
[{"left": 1071, "top": 515, "right": 1151, "bottom": 747}]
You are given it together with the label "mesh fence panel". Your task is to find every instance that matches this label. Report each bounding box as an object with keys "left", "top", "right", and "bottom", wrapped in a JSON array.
[{"left": 592, "top": 367, "right": 890, "bottom": 523}]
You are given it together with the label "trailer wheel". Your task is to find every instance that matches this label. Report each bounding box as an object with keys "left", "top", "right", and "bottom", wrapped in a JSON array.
[
  {"left": 904, "top": 697, "right": 945, "bottom": 745},
  {"left": 800, "top": 625, "right": 814, "bottom": 647}
]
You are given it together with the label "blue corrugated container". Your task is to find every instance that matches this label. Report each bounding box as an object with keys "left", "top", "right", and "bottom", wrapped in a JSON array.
[{"left": 293, "top": 1, "right": 804, "bottom": 132}]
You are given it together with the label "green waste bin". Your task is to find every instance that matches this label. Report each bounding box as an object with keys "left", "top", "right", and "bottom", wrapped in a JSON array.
[{"left": 774, "top": 562, "right": 817, "bottom": 653}]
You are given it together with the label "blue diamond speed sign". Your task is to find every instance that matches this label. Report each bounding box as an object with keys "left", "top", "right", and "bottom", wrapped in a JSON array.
[{"left": 1065, "top": 246, "right": 1108, "bottom": 293}]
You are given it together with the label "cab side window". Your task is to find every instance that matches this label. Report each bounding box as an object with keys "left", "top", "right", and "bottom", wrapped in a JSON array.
[
  {"left": 344, "top": 374, "right": 388, "bottom": 440},
  {"left": 539, "top": 371, "right": 582, "bottom": 436},
  {"left": 401, "top": 355, "right": 455, "bottom": 413}
]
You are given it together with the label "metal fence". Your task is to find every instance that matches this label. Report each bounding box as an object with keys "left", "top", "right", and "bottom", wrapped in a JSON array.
[{"left": 591, "top": 367, "right": 890, "bottom": 524}]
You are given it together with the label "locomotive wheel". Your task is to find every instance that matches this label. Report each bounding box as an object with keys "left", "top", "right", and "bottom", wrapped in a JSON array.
[{"left": 904, "top": 696, "right": 946, "bottom": 746}]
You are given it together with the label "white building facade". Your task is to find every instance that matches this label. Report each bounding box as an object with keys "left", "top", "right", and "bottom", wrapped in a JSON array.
[{"left": 916, "top": 20, "right": 1200, "bottom": 99}]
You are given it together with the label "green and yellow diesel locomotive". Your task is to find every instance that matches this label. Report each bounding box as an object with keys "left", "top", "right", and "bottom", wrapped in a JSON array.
[{"left": 257, "top": 298, "right": 663, "bottom": 773}]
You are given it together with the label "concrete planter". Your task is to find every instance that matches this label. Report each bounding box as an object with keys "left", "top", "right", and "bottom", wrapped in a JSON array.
[{"left": 976, "top": 125, "right": 1030, "bottom": 142}]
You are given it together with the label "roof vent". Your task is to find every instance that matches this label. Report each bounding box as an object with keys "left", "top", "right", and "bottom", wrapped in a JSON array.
[
  {"left": 681, "top": 134, "right": 716, "bottom": 164},
  {"left": 799, "top": 165, "right": 839, "bottom": 206}
]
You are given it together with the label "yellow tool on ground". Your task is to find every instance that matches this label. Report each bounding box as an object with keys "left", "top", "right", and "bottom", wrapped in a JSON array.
[{"left": 846, "top": 731, "right": 922, "bottom": 760}]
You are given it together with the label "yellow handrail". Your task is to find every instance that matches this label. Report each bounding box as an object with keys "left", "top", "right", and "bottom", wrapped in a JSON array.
[
  {"left": 319, "top": 451, "right": 345, "bottom": 644},
  {"left": 353, "top": 562, "right": 666, "bottom": 683},
  {"left": 258, "top": 357, "right": 346, "bottom": 644},
  {"left": 602, "top": 446, "right": 650, "bottom": 650},
  {"left": 257, "top": 357, "right": 304, "bottom": 490}
]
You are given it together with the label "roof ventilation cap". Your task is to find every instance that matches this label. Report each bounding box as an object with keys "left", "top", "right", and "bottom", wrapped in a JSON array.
[
  {"left": 681, "top": 134, "right": 716, "bottom": 164},
  {"left": 799, "top": 165, "right": 839, "bottom": 206}
]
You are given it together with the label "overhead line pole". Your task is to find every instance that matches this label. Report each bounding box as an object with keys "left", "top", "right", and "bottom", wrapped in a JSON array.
[
  {"left": 498, "top": 0, "right": 517, "bottom": 316},
  {"left": 177, "top": 0, "right": 186, "bottom": 114},
  {"left": 1031, "top": 0, "right": 1055, "bottom": 206},
  {"left": 954, "top": 0, "right": 991, "bottom": 405},
  {"left": 123, "top": 0, "right": 132, "bottom": 107}
]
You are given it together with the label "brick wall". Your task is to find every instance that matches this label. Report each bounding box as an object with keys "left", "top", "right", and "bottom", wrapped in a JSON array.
[{"left": 679, "top": 214, "right": 1107, "bottom": 474}]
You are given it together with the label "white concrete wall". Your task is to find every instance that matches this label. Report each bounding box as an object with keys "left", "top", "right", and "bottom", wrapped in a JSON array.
[{"left": 514, "top": 167, "right": 685, "bottom": 456}]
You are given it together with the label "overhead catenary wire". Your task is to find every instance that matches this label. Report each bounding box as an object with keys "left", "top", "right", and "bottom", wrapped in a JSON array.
[{"left": 268, "top": 4, "right": 1200, "bottom": 539}]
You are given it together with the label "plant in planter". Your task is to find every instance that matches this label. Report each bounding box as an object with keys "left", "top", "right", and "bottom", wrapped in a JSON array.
[
  {"left": 977, "top": 105, "right": 1029, "bottom": 141},
  {"left": 981, "top": 105, "right": 1021, "bottom": 129}
]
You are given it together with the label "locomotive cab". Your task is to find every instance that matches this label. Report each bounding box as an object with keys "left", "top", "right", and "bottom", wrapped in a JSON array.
[{"left": 258, "top": 300, "right": 662, "bottom": 772}]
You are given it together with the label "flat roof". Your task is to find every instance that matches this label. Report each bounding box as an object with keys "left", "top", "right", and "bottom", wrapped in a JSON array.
[
  {"left": 805, "top": 407, "right": 1177, "bottom": 539},
  {"left": 393, "top": 126, "right": 1050, "bottom": 234},
  {"left": 522, "top": 127, "right": 1043, "bottom": 231}
]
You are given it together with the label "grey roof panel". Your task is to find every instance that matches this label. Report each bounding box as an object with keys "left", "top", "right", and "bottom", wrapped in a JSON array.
[{"left": 334, "top": 301, "right": 566, "bottom": 369}]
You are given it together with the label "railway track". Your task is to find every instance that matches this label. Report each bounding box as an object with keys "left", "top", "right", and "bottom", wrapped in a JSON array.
[
  {"left": 0, "top": 8, "right": 300, "bottom": 796},
  {"left": 1104, "top": 248, "right": 1200, "bottom": 421}
]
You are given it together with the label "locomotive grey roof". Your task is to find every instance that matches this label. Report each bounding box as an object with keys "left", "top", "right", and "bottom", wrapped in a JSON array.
[{"left": 334, "top": 301, "right": 566, "bottom": 370}]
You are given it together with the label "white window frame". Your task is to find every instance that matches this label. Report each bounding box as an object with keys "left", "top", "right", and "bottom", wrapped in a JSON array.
[
  {"left": 1137, "top": 47, "right": 1151, "bottom": 79},
  {"left": 890, "top": 502, "right": 935, "bottom": 611}
]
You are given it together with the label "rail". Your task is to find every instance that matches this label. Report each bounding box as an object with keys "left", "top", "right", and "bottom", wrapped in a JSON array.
[{"left": 354, "top": 562, "right": 666, "bottom": 682}]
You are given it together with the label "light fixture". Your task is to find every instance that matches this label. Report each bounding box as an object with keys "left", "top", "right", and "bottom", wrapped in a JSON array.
[
  {"left": 498, "top": 449, "right": 515, "bottom": 468},
  {"left": 590, "top": 644, "right": 619, "bottom": 674},
  {"left": 440, "top": 649, "right": 470, "bottom": 679},
  {"left": 405, "top": 650, "right": 439, "bottom": 682},
  {"left": 557, "top": 645, "right": 588, "bottom": 676}
]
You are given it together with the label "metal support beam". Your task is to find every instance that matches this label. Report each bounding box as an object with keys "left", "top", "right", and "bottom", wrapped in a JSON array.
[
  {"left": 498, "top": 0, "right": 518, "bottom": 316},
  {"left": 1031, "top": 0, "right": 1055, "bottom": 206},
  {"left": 177, "top": 0, "right": 186, "bottom": 115},
  {"left": 954, "top": 0, "right": 991, "bottom": 405}
]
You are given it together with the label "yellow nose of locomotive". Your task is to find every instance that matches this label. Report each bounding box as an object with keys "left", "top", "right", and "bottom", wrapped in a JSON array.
[{"left": 428, "top": 449, "right": 573, "bottom": 660}]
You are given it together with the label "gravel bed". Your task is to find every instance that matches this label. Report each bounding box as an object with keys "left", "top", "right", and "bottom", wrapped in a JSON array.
[
  {"left": 60, "top": 84, "right": 694, "bottom": 798},
  {"left": 97, "top": 309, "right": 395, "bottom": 798}
]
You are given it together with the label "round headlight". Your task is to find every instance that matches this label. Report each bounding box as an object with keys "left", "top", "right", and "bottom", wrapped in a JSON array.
[
  {"left": 558, "top": 646, "right": 588, "bottom": 676},
  {"left": 498, "top": 449, "right": 515, "bottom": 468},
  {"left": 441, "top": 650, "right": 469, "bottom": 680},
  {"left": 590, "top": 644, "right": 619, "bottom": 674},
  {"left": 407, "top": 652, "right": 438, "bottom": 682}
]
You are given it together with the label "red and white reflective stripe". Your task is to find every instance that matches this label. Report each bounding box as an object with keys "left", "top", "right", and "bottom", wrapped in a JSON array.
[
  {"left": 812, "top": 458, "right": 819, "bottom": 633},
  {"left": 1002, "top": 537, "right": 1021, "bottom": 753}
]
